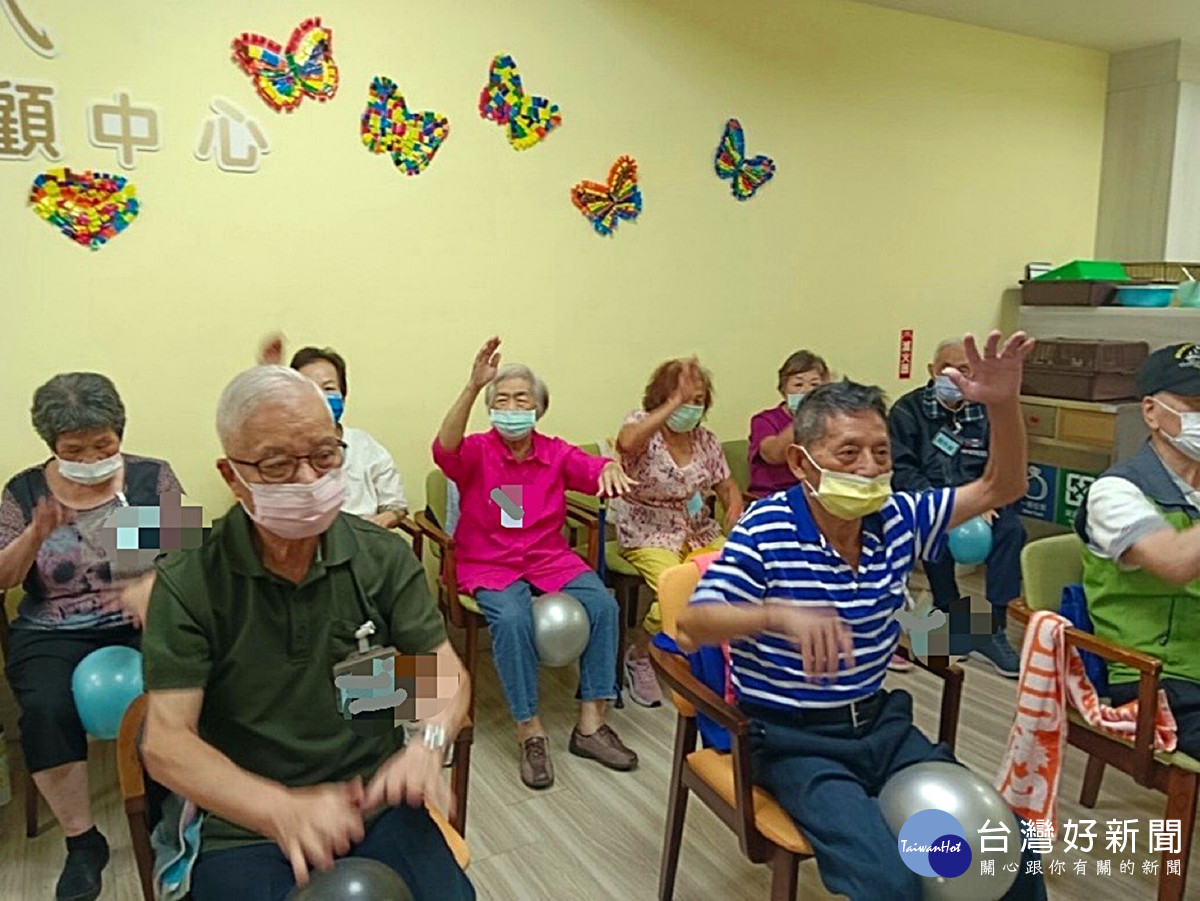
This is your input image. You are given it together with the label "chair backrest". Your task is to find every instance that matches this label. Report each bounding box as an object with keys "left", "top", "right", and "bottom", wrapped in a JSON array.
[
  {"left": 658, "top": 562, "right": 702, "bottom": 639},
  {"left": 566, "top": 441, "right": 604, "bottom": 515},
  {"left": 426, "top": 469, "right": 449, "bottom": 526},
  {"left": 722, "top": 439, "right": 750, "bottom": 495},
  {"left": 1020, "top": 533, "right": 1085, "bottom": 612}
]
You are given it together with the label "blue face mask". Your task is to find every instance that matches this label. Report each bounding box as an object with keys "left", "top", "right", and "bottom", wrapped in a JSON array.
[
  {"left": 933, "top": 375, "right": 964, "bottom": 408},
  {"left": 667, "top": 404, "right": 705, "bottom": 433},
  {"left": 326, "top": 392, "right": 345, "bottom": 424},
  {"left": 786, "top": 392, "right": 808, "bottom": 413},
  {"left": 490, "top": 408, "right": 537, "bottom": 440}
]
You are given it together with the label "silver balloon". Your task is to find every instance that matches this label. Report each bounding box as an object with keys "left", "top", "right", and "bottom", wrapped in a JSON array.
[
  {"left": 532, "top": 591, "right": 590, "bottom": 667},
  {"left": 878, "top": 761, "right": 1020, "bottom": 901},
  {"left": 286, "top": 858, "right": 413, "bottom": 900}
]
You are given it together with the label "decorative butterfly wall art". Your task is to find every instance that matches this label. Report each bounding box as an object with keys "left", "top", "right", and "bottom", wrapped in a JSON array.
[
  {"left": 231, "top": 17, "right": 339, "bottom": 112},
  {"left": 361, "top": 77, "right": 450, "bottom": 176},
  {"left": 478, "top": 53, "right": 562, "bottom": 150},
  {"left": 714, "top": 118, "right": 775, "bottom": 200},
  {"left": 570, "top": 155, "right": 642, "bottom": 236}
]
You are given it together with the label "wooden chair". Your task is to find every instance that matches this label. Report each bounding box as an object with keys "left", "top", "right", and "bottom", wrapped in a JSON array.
[
  {"left": 116, "top": 694, "right": 471, "bottom": 901},
  {"left": 0, "top": 587, "right": 44, "bottom": 838},
  {"left": 1009, "top": 533, "right": 1199, "bottom": 901},
  {"left": 648, "top": 562, "right": 965, "bottom": 900},
  {"left": 413, "top": 470, "right": 610, "bottom": 722}
]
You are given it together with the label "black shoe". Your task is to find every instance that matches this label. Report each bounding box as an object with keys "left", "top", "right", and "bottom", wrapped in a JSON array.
[{"left": 56, "top": 828, "right": 109, "bottom": 901}]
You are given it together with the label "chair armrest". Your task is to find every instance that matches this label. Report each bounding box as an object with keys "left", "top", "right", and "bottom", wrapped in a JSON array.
[
  {"left": 413, "top": 512, "right": 466, "bottom": 623},
  {"left": 563, "top": 505, "right": 601, "bottom": 569},
  {"left": 648, "top": 644, "right": 748, "bottom": 736},
  {"left": 117, "top": 694, "right": 149, "bottom": 805},
  {"left": 396, "top": 514, "right": 423, "bottom": 560}
]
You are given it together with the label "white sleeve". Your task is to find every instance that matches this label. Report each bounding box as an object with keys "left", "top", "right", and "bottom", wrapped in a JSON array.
[
  {"left": 363, "top": 433, "right": 408, "bottom": 514},
  {"left": 1085, "top": 476, "right": 1172, "bottom": 566}
]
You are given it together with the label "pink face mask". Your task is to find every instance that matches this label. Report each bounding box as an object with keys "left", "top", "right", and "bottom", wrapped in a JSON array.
[{"left": 232, "top": 466, "right": 345, "bottom": 539}]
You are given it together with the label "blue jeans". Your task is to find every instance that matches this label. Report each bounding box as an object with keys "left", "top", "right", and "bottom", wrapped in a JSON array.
[
  {"left": 189, "top": 804, "right": 474, "bottom": 901},
  {"left": 748, "top": 690, "right": 1046, "bottom": 901},
  {"left": 475, "top": 571, "right": 618, "bottom": 722}
]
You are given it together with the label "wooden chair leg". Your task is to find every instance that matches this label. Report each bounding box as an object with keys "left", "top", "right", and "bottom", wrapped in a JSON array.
[
  {"left": 464, "top": 617, "right": 479, "bottom": 722},
  {"left": 24, "top": 771, "right": 38, "bottom": 837},
  {"left": 769, "top": 850, "right": 799, "bottom": 901},
  {"left": 658, "top": 717, "right": 696, "bottom": 901},
  {"left": 451, "top": 739, "right": 471, "bottom": 837},
  {"left": 126, "top": 808, "right": 156, "bottom": 901},
  {"left": 1159, "top": 769, "right": 1198, "bottom": 901},
  {"left": 615, "top": 591, "right": 628, "bottom": 710},
  {"left": 1080, "top": 755, "right": 1105, "bottom": 809}
]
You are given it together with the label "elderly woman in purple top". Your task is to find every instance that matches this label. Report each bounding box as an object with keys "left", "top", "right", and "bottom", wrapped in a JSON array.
[
  {"left": 0, "top": 373, "right": 183, "bottom": 901},
  {"left": 747, "top": 350, "right": 831, "bottom": 498}
]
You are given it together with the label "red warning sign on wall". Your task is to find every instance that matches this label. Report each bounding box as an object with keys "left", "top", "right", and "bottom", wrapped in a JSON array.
[{"left": 899, "top": 329, "right": 914, "bottom": 378}]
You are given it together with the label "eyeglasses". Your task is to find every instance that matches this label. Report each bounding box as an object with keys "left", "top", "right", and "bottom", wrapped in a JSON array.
[{"left": 228, "top": 441, "right": 347, "bottom": 483}]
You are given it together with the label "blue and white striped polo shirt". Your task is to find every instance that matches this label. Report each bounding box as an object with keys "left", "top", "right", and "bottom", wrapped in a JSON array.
[{"left": 690, "top": 484, "right": 955, "bottom": 710}]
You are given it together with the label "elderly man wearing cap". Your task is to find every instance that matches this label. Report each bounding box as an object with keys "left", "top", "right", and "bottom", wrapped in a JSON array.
[{"left": 1076, "top": 342, "right": 1200, "bottom": 757}]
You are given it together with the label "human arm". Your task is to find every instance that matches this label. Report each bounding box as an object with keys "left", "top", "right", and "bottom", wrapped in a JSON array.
[
  {"left": 616, "top": 358, "right": 704, "bottom": 457},
  {"left": 364, "top": 437, "right": 408, "bottom": 529},
  {"left": 753, "top": 412, "right": 795, "bottom": 466},
  {"left": 437, "top": 336, "right": 499, "bottom": 454},
  {"left": 258, "top": 331, "right": 285, "bottom": 365},
  {"left": 0, "top": 493, "right": 75, "bottom": 589},
  {"left": 1085, "top": 476, "right": 1200, "bottom": 583},
  {"left": 562, "top": 443, "right": 637, "bottom": 498},
  {"left": 715, "top": 477, "right": 744, "bottom": 531},
  {"left": 887, "top": 402, "right": 935, "bottom": 493},
  {"left": 942, "top": 332, "right": 1035, "bottom": 529}
]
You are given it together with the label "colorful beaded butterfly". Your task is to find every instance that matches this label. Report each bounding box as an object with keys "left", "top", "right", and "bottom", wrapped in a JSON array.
[
  {"left": 714, "top": 119, "right": 775, "bottom": 200},
  {"left": 478, "top": 54, "right": 562, "bottom": 150},
  {"left": 570, "top": 156, "right": 642, "bottom": 236},
  {"left": 231, "top": 17, "right": 339, "bottom": 112},
  {"left": 361, "top": 77, "right": 450, "bottom": 176}
]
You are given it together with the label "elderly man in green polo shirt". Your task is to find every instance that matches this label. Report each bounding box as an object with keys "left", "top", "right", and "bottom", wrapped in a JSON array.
[
  {"left": 1077, "top": 342, "right": 1200, "bottom": 760},
  {"left": 139, "top": 366, "right": 474, "bottom": 901}
]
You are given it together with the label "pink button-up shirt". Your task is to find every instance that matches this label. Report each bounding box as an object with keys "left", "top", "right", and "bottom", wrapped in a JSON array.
[{"left": 432, "top": 430, "right": 609, "bottom": 594}]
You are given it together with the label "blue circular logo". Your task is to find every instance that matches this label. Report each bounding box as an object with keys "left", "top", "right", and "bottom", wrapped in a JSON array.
[{"left": 897, "top": 809, "right": 972, "bottom": 878}]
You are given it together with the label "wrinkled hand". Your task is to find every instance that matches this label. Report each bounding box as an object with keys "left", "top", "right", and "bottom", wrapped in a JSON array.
[
  {"left": 765, "top": 603, "right": 855, "bottom": 677},
  {"left": 598, "top": 461, "right": 637, "bottom": 498},
  {"left": 945, "top": 331, "right": 1035, "bottom": 407},
  {"left": 258, "top": 331, "right": 285, "bottom": 366},
  {"left": 723, "top": 500, "right": 744, "bottom": 533},
  {"left": 364, "top": 742, "right": 451, "bottom": 817},
  {"left": 671, "top": 358, "right": 705, "bottom": 407},
  {"left": 30, "top": 496, "right": 74, "bottom": 543},
  {"left": 469, "top": 336, "right": 501, "bottom": 391},
  {"left": 269, "top": 780, "right": 366, "bottom": 887}
]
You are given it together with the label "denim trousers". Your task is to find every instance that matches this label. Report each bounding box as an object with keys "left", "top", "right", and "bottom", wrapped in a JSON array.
[
  {"left": 748, "top": 690, "right": 1047, "bottom": 901},
  {"left": 474, "top": 571, "right": 618, "bottom": 722}
]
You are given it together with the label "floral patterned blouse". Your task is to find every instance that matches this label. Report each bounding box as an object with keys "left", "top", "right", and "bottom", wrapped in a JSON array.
[{"left": 611, "top": 410, "right": 730, "bottom": 553}]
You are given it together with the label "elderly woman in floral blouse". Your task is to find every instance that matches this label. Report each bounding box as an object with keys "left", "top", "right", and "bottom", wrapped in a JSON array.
[{"left": 612, "top": 358, "right": 743, "bottom": 706}]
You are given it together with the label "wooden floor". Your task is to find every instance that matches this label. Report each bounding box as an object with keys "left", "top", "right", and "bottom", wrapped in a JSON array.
[{"left": 3, "top": 574, "right": 1197, "bottom": 899}]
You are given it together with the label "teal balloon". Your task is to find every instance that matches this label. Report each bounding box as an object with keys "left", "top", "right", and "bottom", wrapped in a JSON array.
[
  {"left": 947, "top": 517, "right": 993, "bottom": 565},
  {"left": 71, "top": 646, "right": 143, "bottom": 740}
]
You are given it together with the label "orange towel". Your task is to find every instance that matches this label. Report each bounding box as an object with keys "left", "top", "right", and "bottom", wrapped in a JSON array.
[{"left": 996, "top": 610, "right": 1177, "bottom": 828}]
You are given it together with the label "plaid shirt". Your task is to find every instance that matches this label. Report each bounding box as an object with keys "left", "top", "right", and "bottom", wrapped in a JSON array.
[{"left": 920, "top": 382, "right": 986, "bottom": 425}]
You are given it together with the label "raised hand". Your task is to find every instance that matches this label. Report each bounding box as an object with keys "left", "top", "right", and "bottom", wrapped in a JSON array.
[
  {"left": 258, "top": 331, "right": 286, "bottom": 366},
  {"left": 671, "top": 358, "right": 705, "bottom": 407},
  {"left": 30, "top": 495, "right": 74, "bottom": 542},
  {"left": 947, "top": 331, "right": 1035, "bottom": 407},
  {"left": 469, "top": 336, "right": 502, "bottom": 391}
]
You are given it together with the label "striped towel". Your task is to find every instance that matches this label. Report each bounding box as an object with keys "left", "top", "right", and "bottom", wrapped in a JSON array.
[{"left": 996, "top": 610, "right": 1177, "bottom": 827}]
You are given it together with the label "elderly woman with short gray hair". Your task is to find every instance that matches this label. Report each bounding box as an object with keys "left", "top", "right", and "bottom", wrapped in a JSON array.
[
  {"left": 0, "top": 372, "right": 183, "bottom": 901},
  {"left": 433, "top": 336, "right": 639, "bottom": 791}
]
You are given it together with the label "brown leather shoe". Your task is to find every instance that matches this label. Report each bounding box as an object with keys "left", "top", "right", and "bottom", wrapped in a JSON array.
[
  {"left": 520, "top": 736, "right": 554, "bottom": 789},
  {"left": 569, "top": 724, "right": 638, "bottom": 771}
]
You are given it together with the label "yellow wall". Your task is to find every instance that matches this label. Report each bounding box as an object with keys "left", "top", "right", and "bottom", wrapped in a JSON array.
[{"left": 0, "top": 0, "right": 1107, "bottom": 518}]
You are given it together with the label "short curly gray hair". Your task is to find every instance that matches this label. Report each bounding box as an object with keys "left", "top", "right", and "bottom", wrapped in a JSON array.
[
  {"left": 31, "top": 373, "right": 126, "bottom": 450},
  {"left": 485, "top": 364, "right": 550, "bottom": 417}
]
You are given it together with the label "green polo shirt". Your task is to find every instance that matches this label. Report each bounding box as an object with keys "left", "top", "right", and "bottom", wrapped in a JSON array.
[{"left": 142, "top": 506, "right": 447, "bottom": 852}]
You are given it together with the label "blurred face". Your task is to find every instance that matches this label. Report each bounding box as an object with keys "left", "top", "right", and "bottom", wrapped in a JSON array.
[
  {"left": 54, "top": 428, "right": 120, "bottom": 463},
  {"left": 491, "top": 377, "right": 537, "bottom": 412},
  {"left": 786, "top": 411, "right": 891, "bottom": 486},
  {"left": 1144, "top": 391, "right": 1200, "bottom": 440},
  {"left": 217, "top": 389, "right": 340, "bottom": 512},
  {"left": 780, "top": 368, "right": 827, "bottom": 400},
  {"left": 297, "top": 359, "right": 342, "bottom": 396},
  {"left": 929, "top": 343, "right": 971, "bottom": 381}
]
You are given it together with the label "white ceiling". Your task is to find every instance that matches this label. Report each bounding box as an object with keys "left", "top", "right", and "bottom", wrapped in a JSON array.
[{"left": 852, "top": 0, "right": 1200, "bottom": 53}]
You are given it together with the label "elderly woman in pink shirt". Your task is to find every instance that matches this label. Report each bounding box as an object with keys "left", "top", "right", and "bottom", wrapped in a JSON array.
[
  {"left": 433, "top": 336, "right": 638, "bottom": 791},
  {"left": 747, "top": 349, "right": 831, "bottom": 498}
]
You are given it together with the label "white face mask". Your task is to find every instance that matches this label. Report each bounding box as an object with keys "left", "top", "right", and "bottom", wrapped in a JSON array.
[
  {"left": 1155, "top": 397, "right": 1200, "bottom": 461},
  {"left": 233, "top": 466, "right": 346, "bottom": 540},
  {"left": 56, "top": 452, "right": 123, "bottom": 486}
]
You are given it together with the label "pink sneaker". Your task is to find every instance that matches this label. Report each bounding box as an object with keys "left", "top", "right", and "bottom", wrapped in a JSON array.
[
  {"left": 887, "top": 653, "right": 915, "bottom": 672},
  {"left": 624, "top": 648, "right": 664, "bottom": 707}
]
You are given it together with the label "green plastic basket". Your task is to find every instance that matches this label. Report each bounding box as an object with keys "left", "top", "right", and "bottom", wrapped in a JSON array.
[{"left": 1033, "top": 260, "right": 1129, "bottom": 281}]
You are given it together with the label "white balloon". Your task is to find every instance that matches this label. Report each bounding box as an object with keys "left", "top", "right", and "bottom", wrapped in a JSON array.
[{"left": 532, "top": 592, "right": 590, "bottom": 667}]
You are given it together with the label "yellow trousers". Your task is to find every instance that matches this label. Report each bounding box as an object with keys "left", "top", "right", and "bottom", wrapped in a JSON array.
[{"left": 621, "top": 539, "right": 725, "bottom": 635}]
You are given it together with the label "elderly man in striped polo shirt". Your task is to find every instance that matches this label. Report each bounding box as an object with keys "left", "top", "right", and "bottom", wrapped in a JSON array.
[{"left": 678, "top": 332, "right": 1046, "bottom": 901}]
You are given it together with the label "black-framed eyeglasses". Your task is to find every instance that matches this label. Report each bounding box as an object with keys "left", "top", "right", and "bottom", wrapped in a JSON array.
[{"left": 228, "top": 441, "right": 347, "bottom": 483}]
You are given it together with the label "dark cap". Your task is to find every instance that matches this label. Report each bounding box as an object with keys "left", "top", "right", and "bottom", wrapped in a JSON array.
[{"left": 1137, "top": 343, "right": 1200, "bottom": 397}]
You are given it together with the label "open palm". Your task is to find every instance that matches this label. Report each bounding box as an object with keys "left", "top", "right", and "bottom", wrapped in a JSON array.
[{"left": 949, "top": 331, "right": 1035, "bottom": 406}]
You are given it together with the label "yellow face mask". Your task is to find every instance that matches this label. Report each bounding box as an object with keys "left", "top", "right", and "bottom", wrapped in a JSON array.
[{"left": 801, "top": 447, "right": 893, "bottom": 520}]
